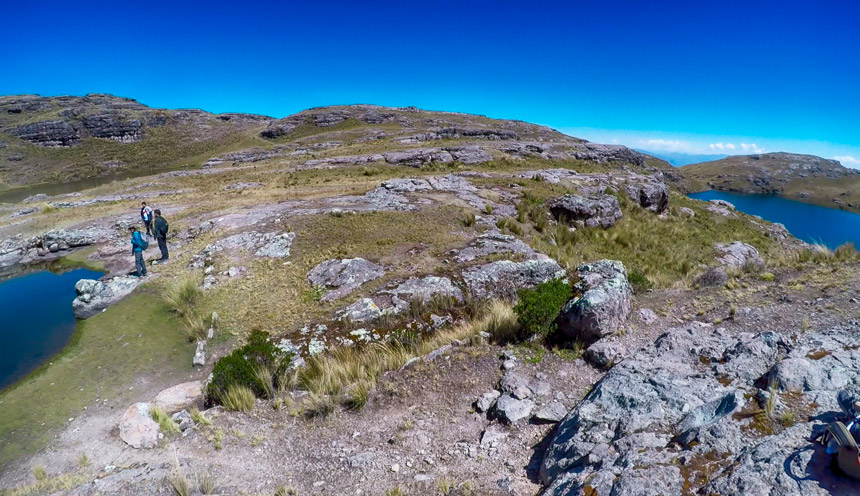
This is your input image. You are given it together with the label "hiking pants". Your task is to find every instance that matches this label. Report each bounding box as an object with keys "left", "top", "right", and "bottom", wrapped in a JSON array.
[
  {"left": 143, "top": 219, "right": 152, "bottom": 236},
  {"left": 157, "top": 236, "right": 169, "bottom": 260},
  {"left": 134, "top": 251, "right": 147, "bottom": 276}
]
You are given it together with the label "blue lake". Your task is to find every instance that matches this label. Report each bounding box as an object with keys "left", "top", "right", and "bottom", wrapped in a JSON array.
[
  {"left": 688, "top": 190, "right": 860, "bottom": 249},
  {"left": 0, "top": 267, "right": 103, "bottom": 389}
]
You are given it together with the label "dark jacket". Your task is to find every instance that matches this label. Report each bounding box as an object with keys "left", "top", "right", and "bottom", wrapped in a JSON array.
[
  {"left": 153, "top": 216, "right": 168, "bottom": 239},
  {"left": 131, "top": 231, "right": 145, "bottom": 253}
]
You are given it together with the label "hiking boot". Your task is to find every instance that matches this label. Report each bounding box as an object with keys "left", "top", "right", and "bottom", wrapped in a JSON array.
[{"left": 838, "top": 390, "right": 860, "bottom": 417}]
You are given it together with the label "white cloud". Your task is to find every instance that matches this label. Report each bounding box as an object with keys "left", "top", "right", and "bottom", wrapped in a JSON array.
[
  {"left": 709, "top": 142, "right": 764, "bottom": 154},
  {"left": 834, "top": 155, "right": 860, "bottom": 169}
]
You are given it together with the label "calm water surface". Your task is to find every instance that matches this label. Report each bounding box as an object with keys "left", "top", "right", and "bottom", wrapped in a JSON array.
[
  {"left": 688, "top": 190, "right": 860, "bottom": 249},
  {"left": 0, "top": 267, "right": 103, "bottom": 389}
]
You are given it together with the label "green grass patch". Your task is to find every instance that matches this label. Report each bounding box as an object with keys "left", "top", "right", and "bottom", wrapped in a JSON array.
[{"left": 0, "top": 290, "right": 192, "bottom": 468}]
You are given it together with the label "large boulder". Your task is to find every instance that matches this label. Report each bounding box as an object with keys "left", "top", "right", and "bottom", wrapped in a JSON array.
[
  {"left": 307, "top": 258, "right": 385, "bottom": 302},
  {"left": 119, "top": 402, "right": 159, "bottom": 449},
  {"left": 462, "top": 259, "right": 566, "bottom": 300},
  {"left": 72, "top": 276, "right": 140, "bottom": 319},
  {"left": 715, "top": 241, "right": 764, "bottom": 270},
  {"left": 539, "top": 322, "right": 860, "bottom": 496},
  {"left": 153, "top": 381, "right": 204, "bottom": 414},
  {"left": 547, "top": 193, "right": 622, "bottom": 228},
  {"left": 624, "top": 175, "right": 669, "bottom": 213},
  {"left": 556, "top": 260, "right": 632, "bottom": 344}
]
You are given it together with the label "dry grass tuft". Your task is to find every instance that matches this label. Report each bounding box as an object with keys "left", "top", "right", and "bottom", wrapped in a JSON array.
[{"left": 220, "top": 384, "right": 255, "bottom": 412}]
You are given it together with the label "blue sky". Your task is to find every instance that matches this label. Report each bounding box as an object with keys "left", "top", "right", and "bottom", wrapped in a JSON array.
[{"left": 1, "top": 1, "right": 858, "bottom": 166}]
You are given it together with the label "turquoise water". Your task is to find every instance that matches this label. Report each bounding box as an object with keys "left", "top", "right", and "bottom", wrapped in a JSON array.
[
  {"left": 0, "top": 267, "right": 104, "bottom": 389},
  {"left": 688, "top": 190, "right": 860, "bottom": 249}
]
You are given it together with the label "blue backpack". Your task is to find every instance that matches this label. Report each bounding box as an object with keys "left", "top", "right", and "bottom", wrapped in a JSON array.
[{"left": 134, "top": 231, "right": 149, "bottom": 249}]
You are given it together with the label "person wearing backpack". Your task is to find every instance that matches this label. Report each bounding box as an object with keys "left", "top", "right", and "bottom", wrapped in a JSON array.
[
  {"left": 153, "top": 209, "right": 169, "bottom": 261},
  {"left": 140, "top": 202, "right": 153, "bottom": 236},
  {"left": 129, "top": 226, "right": 148, "bottom": 276}
]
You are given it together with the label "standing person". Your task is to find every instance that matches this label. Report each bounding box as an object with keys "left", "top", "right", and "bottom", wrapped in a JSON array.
[
  {"left": 129, "top": 226, "right": 147, "bottom": 276},
  {"left": 140, "top": 202, "right": 153, "bottom": 236},
  {"left": 153, "top": 209, "right": 169, "bottom": 261}
]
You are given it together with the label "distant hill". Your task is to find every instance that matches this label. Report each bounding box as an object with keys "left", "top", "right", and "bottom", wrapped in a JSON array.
[
  {"left": 633, "top": 149, "right": 727, "bottom": 167},
  {"left": 0, "top": 94, "right": 676, "bottom": 190},
  {"left": 678, "top": 152, "right": 860, "bottom": 213}
]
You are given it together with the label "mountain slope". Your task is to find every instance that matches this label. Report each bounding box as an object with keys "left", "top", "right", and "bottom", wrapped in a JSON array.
[
  {"left": 0, "top": 94, "right": 676, "bottom": 191},
  {"left": 679, "top": 152, "right": 860, "bottom": 212}
]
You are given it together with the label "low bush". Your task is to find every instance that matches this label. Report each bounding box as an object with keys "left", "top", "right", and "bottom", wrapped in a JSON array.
[
  {"left": 207, "top": 330, "right": 290, "bottom": 402},
  {"left": 513, "top": 278, "right": 571, "bottom": 341},
  {"left": 627, "top": 270, "right": 653, "bottom": 293}
]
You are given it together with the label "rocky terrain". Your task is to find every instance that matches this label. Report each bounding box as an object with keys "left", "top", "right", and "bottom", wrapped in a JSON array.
[
  {"left": 0, "top": 97, "right": 858, "bottom": 496},
  {"left": 680, "top": 152, "right": 860, "bottom": 213}
]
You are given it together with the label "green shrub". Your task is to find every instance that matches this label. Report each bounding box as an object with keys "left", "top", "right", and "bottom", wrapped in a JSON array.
[
  {"left": 207, "top": 330, "right": 290, "bottom": 402},
  {"left": 627, "top": 270, "right": 653, "bottom": 293},
  {"left": 513, "top": 278, "right": 571, "bottom": 341}
]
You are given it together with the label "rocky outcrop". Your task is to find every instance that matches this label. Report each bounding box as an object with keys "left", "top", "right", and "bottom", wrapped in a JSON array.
[
  {"left": 337, "top": 298, "right": 384, "bottom": 323},
  {"left": 0, "top": 227, "right": 109, "bottom": 269},
  {"left": 202, "top": 231, "right": 296, "bottom": 260},
  {"left": 556, "top": 260, "right": 632, "bottom": 344},
  {"left": 119, "top": 403, "right": 159, "bottom": 449},
  {"left": 381, "top": 146, "right": 492, "bottom": 167},
  {"left": 548, "top": 194, "right": 622, "bottom": 228},
  {"left": 453, "top": 230, "right": 538, "bottom": 262},
  {"left": 72, "top": 276, "right": 140, "bottom": 319},
  {"left": 540, "top": 322, "right": 860, "bottom": 496},
  {"left": 462, "top": 259, "right": 566, "bottom": 300},
  {"left": 380, "top": 178, "right": 432, "bottom": 193},
  {"left": 307, "top": 258, "right": 385, "bottom": 302},
  {"left": 8, "top": 120, "right": 79, "bottom": 146},
  {"left": 385, "top": 276, "right": 464, "bottom": 312},
  {"left": 624, "top": 174, "right": 669, "bottom": 213},
  {"left": 705, "top": 199, "right": 736, "bottom": 217},
  {"left": 715, "top": 241, "right": 764, "bottom": 269}
]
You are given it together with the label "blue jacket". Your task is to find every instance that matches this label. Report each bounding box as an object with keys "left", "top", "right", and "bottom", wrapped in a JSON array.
[{"left": 131, "top": 231, "right": 145, "bottom": 253}]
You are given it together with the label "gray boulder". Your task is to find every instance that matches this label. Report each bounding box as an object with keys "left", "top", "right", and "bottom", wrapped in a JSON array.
[
  {"left": 385, "top": 276, "right": 464, "bottom": 312},
  {"left": 337, "top": 298, "right": 383, "bottom": 323},
  {"left": 476, "top": 390, "right": 501, "bottom": 413},
  {"left": 307, "top": 258, "right": 385, "bottom": 302},
  {"left": 381, "top": 178, "right": 432, "bottom": 193},
  {"left": 493, "top": 394, "right": 535, "bottom": 424},
  {"left": 694, "top": 266, "right": 728, "bottom": 287},
  {"left": 584, "top": 339, "right": 627, "bottom": 368},
  {"left": 499, "top": 372, "right": 532, "bottom": 400},
  {"left": 624, "top": 175, "right": 669, "bottom": 213},
  {"left": 462, "top": 259, "right": 566, "bottom": 301},
  {"left": 533, "top": 402, "right": 567, "bottom": 423},
  {"left": 72, "top": 276, "right": 140, "bottom": 319},
  {"left": 715, "top": 241, "right": 764, "bottom": 270},
  {"left": 556, "top": 260, "right": 632, "bottom": 344},
  {"left": 548, "top": 193, "right": 622, "bottom": 228}
]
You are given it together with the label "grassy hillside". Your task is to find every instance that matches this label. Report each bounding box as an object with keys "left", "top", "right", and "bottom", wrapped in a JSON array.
[{"left": 679, "top": 152, "right": 860, "bottom": 213}]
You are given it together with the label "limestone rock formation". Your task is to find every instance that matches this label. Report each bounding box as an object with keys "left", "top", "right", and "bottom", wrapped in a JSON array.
[
  {"left": 153, "top": 381, "right": 204, "bottom": 414},
  {"left": 453, "top": 230, "right": 538, "bottom": 263},
  {"left": 557, "top": 260, "right": 632, "bottom": 344},
  {"left": 307, "top": 258, "right": 385, "bottom": 302},
  {"left": 715, "top": 241, "right": 764, "bottom": 269},
  {"left": 72, "top": 276, "right": 140, "bottom": 319},
  {"left": 548, "top": 194, "right": 622, "bottom": 228},
  {"left": 624, "top": 174, "right": 669, "bottom": 213}
]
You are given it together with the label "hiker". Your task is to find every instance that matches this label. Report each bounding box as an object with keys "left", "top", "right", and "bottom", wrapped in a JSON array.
[
  {"left": 140, "top": 201, "right": 153, "bottom": 236},
  {"left": 129, "top": 226, "right": 147, "bottom": 276},
  {"left": 153, "top": 209, "right": 169, "bottom": 261}
]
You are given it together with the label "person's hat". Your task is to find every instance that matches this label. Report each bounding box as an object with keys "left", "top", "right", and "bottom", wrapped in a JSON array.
[{"left": 128, "top": 226, "right": 136, "bottom": 230}]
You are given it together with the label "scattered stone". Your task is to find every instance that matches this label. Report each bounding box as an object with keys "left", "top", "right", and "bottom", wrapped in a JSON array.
[
  {"left": 480, "top": 423, "right": 508, "bottom": 447},
  {"left": 307, "top": 258, "right": 385, "bottom": 302},
  {"left": 119, "top": 403, "right": 159, "bottom": 449},
  {"left": 193, "top": 342, "right": 206, "bottom": 367},
  {"left": 171, "top": 410, "right": 195, "bottom": 431},
  {"left": 223, "top": 182, "right": 262, "bottom": 191},
  {"left": 557, "top": 260, "right": 632, "bottom": 344},
  {"left": 381, "top": 178, "right": 432, "bottom": 193},
  {"left": 584, "top": 340, "right": 627, "bottom": 368},
  {"left": 462, "top": 258, "right": 565, "bottom": 300},
  {"left": 499, "top": 372, "right": 532, "bottom": 400},
  {"left": 548, "top": 193, "right": 622, "bottom": 228},
  {"left": 454, "top": 230, "right": 538, "bottom": 262},
  {"left": 637, "top": 308, "right": 658, "bottom": 324},
  {"left": 202, "top": 274, "right": 217, "bottom": 290},
  {"left": 679, "top": 206, "right": 695, "bottom": 218},
  {"left": 476, "top": 390, "right": 501, "bottom": 413},
  {"left": 705, "top": 199, "right": 736, "bottom": 217},
  {"left": 493, "top": 394, "right": 535, "bottom": 424},
  {"left": 386, "top": 276, "right": 464, "bottom": 312}
]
